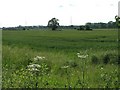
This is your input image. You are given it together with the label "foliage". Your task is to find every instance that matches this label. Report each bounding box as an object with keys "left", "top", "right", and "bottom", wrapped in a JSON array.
[
  {"left": 102, "top": 54, "right": 110, "bottom": 64},
  {"left": 115, "top": 15, "right": 120, "bottom": 27},
  {"left": 91, "top": 55, "right": 99, "bottom": 64},
  {"left": 47, "top": 18, "right": 59, "bottom": 30}
]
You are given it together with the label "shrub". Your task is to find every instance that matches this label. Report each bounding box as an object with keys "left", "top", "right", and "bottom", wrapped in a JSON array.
[
  {"left": 102, "top": 53, "right": 119, "bottom": 65},
  {"left": 102, "top": 54, "right": 110, "bottom": 64},
  {"left": 91, "top": 55, "right": 99, "bottom": 64}
]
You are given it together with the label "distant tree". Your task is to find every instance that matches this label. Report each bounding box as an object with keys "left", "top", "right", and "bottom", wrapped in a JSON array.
[
  {"left": 107, "top": 21, "right": 114, "bottom": 28},
  {"left": 85, "top": 22, "right": 93, "bottom": 30},
  {"left": 115, "top": 15, "right": 120, "bottom": 28},
  {"left": 78, "top": 25, "right": 85, "bottom": 30},
  {"left": 100, "top": 22, "right": 107, "bottom": 28},
  {"left": 86, "top": 22, "right": 92, "bottom": 27},
  {"left": 86, "top": 21, "right": 116, "bottom": 29},
  {"left": 85, "top": 25, "right": 92, "bottom": 30},
  {"left": 47, "top": 18, "right": 59, "bottom": 30}
]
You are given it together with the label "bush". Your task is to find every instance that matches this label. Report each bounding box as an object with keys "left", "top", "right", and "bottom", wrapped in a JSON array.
[
  {"left": 102, "top": 54, "right": 110, "bottom": 64},
  {"left": 102, "top": 53, "right": 119, "bottom": 64},
  {"left": 91, "top": 55, "right": 99, "bottom": 64}
]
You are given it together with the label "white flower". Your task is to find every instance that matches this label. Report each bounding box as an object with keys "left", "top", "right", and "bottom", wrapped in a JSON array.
[
  {"left": 77, "top": 54, "right": 88, "bottom": 59},
  {"left": 28, "top": 68, "right": 39, "bottom": 72},
  {"left": 101, "top": 74, "right": 104, "bottom": 77},
  {"left": 61, "top": 66, "right": 69, "bottom": 69},
  {"left": 33, "top": 57, "right": 38, "bottom": 61},
  {"left": 36, "top": 56, "right": 43, "bottom": 59},
  {"left": 27, "top": 64, "right": 41, "bottom": 72},
  {"left": 33, "top": 56, "right": 45, "bottom": 61},
  {"left": 101, "top": 67, "right": 104, "bottom": 70},
  {"left": 27, "top": 64, "right": 41, "bottom": 68}
]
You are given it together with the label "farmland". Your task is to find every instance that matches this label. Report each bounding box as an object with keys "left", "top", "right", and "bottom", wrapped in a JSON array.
[{"left": 2, "top": 29, "right": 119, "bottom": 88}]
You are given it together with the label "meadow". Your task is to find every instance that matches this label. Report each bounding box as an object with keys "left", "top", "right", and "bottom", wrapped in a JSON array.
[{"left": 2, "top": 29, "right": 119, "bottom": 88}]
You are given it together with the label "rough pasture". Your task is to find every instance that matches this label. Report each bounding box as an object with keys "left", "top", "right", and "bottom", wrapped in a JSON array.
[{"left": 2, "top": 29, "right": 119, "bottom": 88}]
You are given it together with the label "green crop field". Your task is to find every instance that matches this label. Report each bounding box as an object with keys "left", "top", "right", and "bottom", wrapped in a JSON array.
[{"left": 2, "top": 29, "right": 120, "bottom": 88}]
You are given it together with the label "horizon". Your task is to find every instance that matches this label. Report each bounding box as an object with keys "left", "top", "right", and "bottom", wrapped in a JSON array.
[{"left": 1, "top": 20, "right": 116, "bottom": 28}]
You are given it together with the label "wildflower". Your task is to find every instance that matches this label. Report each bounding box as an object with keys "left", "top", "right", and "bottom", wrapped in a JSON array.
[
  {"left": 77, "top": 54, "right": 88, "bottom": 59},
  {"left": 33, "top": 56, "right": 45, "bottom": 61},
  {"left": 28, "top": 68, "right": 40, "bottom": 72},
  {"left": 101, "top": 67, "right": 104, "bottom": 70},
  {"left": 36, "top": 56, "right": 43, "bottom": 59},
  {"left": 77, "top": 52, "right": 88, "bottom": 59},
  {"left": 61, "top": 66, "right": 69, "bottom": 69},
  {"left": 27, "top": 64, "right": 41, "bottom": 68},
  {"left": 101, "top": 74, "right": 104, "bottom": 78},
  {"left": 27, "top": 64, "right": 41, "bottom": 73}
]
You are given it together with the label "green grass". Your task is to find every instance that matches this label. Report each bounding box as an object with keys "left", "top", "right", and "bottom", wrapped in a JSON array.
[
  {"left": 3, "top": 29, "right": 118, "bottom": 52},
  {"left": 2, "top": 29, "right": 119, "bottom": 88}
]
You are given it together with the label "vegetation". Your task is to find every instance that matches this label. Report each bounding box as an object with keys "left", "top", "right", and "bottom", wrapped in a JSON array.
[
  {"left": 2, "top": 20, "right": 117, "bottom": 31},
  {"left": 47, "top": 18, "right": 59, "bottom": 30},
  {"left": 115, "top": 15, "right": 120, "bottom": 28},
  {"left": 2, "top": 29, "right": 119, "bottom": 88}
]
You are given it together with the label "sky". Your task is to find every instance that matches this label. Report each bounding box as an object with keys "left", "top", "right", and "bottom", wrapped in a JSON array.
[{"left": 0, "top": 0, "right": 119, "bottom": 27}]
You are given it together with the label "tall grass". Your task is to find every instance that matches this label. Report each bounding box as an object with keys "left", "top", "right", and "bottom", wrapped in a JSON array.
[{"left": 2, "top": 45, "right": 119, "bottom": 88}]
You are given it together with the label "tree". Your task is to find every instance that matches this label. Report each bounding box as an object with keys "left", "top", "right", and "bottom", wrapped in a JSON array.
[
  {"left": 85, "top": 25, "right": 92, "bottom": 30},
  {"left": 115, "top": 15, "right": 120, "bottom": 28},
  {"left": 47, "top": 18, "right": 59, "bottom": 30},
  {"left": 107, "top": 21, "right": 114, "bottom": 28},
  {"left": 85, "top": 22, "right": 93, "bottom": 30}
]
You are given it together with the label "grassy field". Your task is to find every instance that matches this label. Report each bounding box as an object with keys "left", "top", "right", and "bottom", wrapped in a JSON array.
[{"left": 2, "top": 29, "right": 119, "bottom": 88}]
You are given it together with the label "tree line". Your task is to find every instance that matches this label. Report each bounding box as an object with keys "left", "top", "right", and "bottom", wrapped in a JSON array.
[
  {"left": 2, "top": 16, "right": 119, "bottom": 30},
  {"left": 85, "top": 21, "right": 116, "bottom": 29},
  {"left": 2, "top": 21, "right": 116, "bottom": 30}
]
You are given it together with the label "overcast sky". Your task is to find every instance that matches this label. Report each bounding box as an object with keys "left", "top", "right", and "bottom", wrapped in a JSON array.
[{"left": 0, "top": 0, "right": 119, "bottom": 27}]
